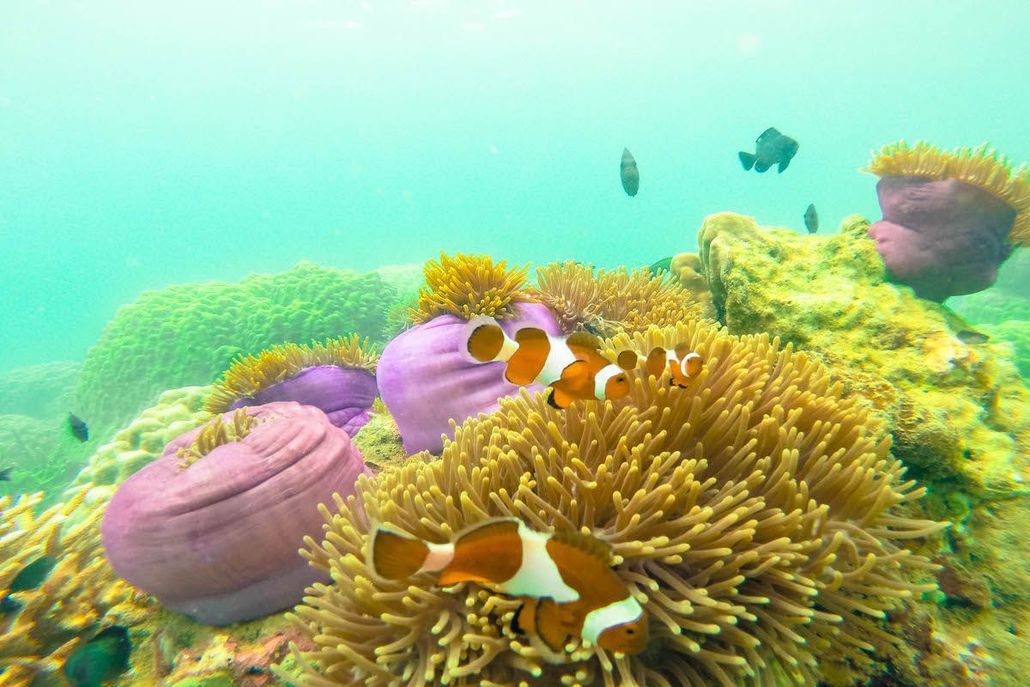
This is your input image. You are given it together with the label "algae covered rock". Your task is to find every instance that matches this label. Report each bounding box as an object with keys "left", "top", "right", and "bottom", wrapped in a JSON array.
[
  {"left": 75, "top": 261, "right": 399, "bottom": 438},
  {"left": 698, "top": 212, "right": 1028, "bottom": 495},
  {"left": 71, "top": 386, "right": 213, "bottom": 505}
]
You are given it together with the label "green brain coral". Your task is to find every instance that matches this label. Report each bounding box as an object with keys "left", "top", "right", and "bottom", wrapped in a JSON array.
[{"left": 75, "top": 261, "right": 398, "bottom": 437}]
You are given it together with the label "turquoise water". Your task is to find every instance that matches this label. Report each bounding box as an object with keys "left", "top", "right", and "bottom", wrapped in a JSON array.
[{"left": 1, "top": 0, "right": 1029, "bottom": 371}]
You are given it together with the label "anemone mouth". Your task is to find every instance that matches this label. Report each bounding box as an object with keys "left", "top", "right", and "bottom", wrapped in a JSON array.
[
  {"left": 410, "top": 252, "right": 535, "bottom": 324},
  {"left": 533, "top": 261, "right": 706, "bottom": 338},
  {"left": 205, "top": 334, "right": 379, "bottom": 413},
  {"left": 864, "top": 141, "right": 1030, "bottom": 245},
  {"left": 176, "top": 408, "right": 265, "bottom": 470}
]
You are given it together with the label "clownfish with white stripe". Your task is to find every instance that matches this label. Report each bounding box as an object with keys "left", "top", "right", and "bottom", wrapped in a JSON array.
[
  {"left": 463, "top": 317, "right": 704, "bottom": 407},
  {"left": 368, "top": 518, "right": 649, "bottom": 658}
]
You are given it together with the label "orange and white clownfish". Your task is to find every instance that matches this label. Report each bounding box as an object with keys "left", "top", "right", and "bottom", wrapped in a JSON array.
[
  {"left": 644, "top": 342, "right": 703, "bottom": 388},
  {"left": 368, "top": 518, "right": 649, "bottom": 657},
  {"left": 462, "top": 317, "right": 640, "bottom": 409}
]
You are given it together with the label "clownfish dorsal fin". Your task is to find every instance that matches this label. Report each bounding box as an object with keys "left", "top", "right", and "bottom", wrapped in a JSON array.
[
  {"left": 566, "top": 331, "right": 603, "bottom": 352},
  {"left": 645, "top": 347, "right": 667, "bottom": 377},
  {"left": 455, "top": 517, "right": 521, "bottom": 545},
  {"left": 673, "top": 342, "right": 692, "bottom": 359},
  {"left": 549, "top": 529, "right": 613, "bottom": 565}
]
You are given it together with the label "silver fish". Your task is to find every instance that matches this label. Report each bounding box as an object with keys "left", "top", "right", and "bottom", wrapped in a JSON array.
[
  {"left": 620, "top": 148, "right": 639, "bottom": 196},
  {"left": 804, "top": 203, "right": 818, "bottom": 233}
]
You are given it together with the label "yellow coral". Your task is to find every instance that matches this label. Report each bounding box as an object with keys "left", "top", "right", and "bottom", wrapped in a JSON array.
[
  {"left": 286, "top": 320, "right": 943, "bottom": 687},
  {"left": 206, "top": 334, "right": 378, "bottom": 413},
  {"left": 0, "top": 489, "right": 147, "bottom": 687},
  {"left": 865, "top": 141, "right": 1030, "bottom": 245},
  {"left": 176, "top": 409, "right": 264, "bottom": 470},
  {"left": 534, "top": 261, "right": 704, "bottom": 337},
  {"left": 411, "top": 252, "right": 534, "bottom": 323}
]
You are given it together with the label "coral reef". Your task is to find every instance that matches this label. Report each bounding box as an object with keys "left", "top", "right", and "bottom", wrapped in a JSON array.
[
  {"left": 698, "top": 212, "right": 1028, "bottom": 495},
  {"left": 379, "top": 253, "right": 560, "bottom": 454},
  {"left": 533, "top": 261, "right": 705, "bottom": 337},
  {"left": 1, "top": 489, "right": 149, "bottom": 687},
  {"left": 696, "top": 211, "right": 1030, "bottom": 686},
  {"left": 70, "top": 386, "right": 213, "bottom": 505},
  {"left": 101, "top": 402, "right": 370, "bottom": 626},
  {"left": 0, "top": 415, "right": 83, "bottom": 502},
  {"left": 206, "top": 335, "right": 378, "bottom": 435},
  {"left": 864, "top": 141, "right": 1030, "bottom": 300},
  {"left": 0, "top": 361, "right": 81, "bottom": 419},
  {"left": 75, "top": 261, "right": 399, "bottom": 439},
  {"left": 287, "top": 320, "right": 942, "bottom": 687}
]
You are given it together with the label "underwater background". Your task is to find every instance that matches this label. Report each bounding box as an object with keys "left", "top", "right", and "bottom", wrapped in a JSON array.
[{"left": 1, "top": 2, "right": 1028, "bottom": 687}]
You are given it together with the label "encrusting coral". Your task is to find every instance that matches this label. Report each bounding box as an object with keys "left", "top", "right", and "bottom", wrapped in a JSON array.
[
  {"left": 205, "top": 334, "right": 378, "bottom": 413},
  {"left": 1, "top": 489, "right": 147, "bottom": 687},
  {"left": 533, "top": 261, "right": 704, "bottom": 337},
  {"left": 410, "top": 252, "right": 535, "bottom": 324},
  {"left": 286, "top": 320, "right": 943, "bottom": 687},
  {"left": 75, "top": 261, "right": 399, "bottom": 439}
]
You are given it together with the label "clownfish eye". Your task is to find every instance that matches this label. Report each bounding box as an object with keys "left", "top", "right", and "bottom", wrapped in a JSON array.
[{"left": 626, "top": 628, "right": 635, "bottom": 634}]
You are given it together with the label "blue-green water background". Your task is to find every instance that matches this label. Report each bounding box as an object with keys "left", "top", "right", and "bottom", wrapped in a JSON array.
[{"left": 1, "top": 0, "right": 1028, "bottom": 373}]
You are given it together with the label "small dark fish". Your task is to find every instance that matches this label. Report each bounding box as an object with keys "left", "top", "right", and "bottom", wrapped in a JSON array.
[
  {"left": 68, "top": 413, "right": 89, "bottom": 442},
  {"left": 804, "top": 203, "right": 818, "bottom": 233},
  {"left": 9, "top": 556, "right": 56, "bottom": 592},
  {"left": 0, "top": 595, "right": 22, "bottom": 616},
  {"left": 63, "top": 625, "right": 132, "bottom": 687},
  {"left": 0, "top": 466, "right": 11, "bottom": 481},
  {"left": 738, "top": 127, "right": 799, "bottom": 174},
  {"left": 620, "top": 148, "right": 639, "bottom": 197},
  {"left": 956, "top": 329, "right": 990, "bottom": 345},
  {"left": 648, "top": 257, "right": 672, "bottom": 274}
]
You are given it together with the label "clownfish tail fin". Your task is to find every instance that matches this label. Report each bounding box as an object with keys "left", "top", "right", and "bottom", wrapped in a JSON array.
[
  {"left": 368, "top": 526, "right": 431, "bottom": 581},
  {"left": 462, "top": 315, "right": 514, "bottom": 364}
]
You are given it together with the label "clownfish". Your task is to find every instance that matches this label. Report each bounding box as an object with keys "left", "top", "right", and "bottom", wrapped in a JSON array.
[
  {"left": 463, "top": 317, "right": 640, "bottom": 409},
  {"left": 368, "top": 518, "right": 649, "bottom": 658},
  {"left": 644, "top": 342, "right": 704, "bottom": 388}
]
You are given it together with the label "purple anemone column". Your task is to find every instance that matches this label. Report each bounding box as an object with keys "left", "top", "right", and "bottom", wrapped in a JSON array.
[
  {"left": 101, "top": 401, "right": 370, "bottom": 625},
  {"left": 868, "top": 176, "right": 1015, "bottom": 301},
  {"left": 377, "top": 302, "right": 560, "bottom": 454},
  {"left": 229, "top": 365, "right": 376, "bottom": 436}
]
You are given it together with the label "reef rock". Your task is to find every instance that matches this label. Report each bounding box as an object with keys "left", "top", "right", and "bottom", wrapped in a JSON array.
[
  {"left": 101, "top": 401, "right": 370, "bottom": 625},
  {"left": 698, "top": 211, "right": 1028, "bottom": 495},
  {"left": 377, "top": 302, "right": 560, "bottom": 454}
]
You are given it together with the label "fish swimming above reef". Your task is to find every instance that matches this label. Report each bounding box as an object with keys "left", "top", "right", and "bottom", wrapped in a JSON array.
[
  {"left": 0, "top": 466, "right": 11, "bottom": 481},
  {"left": 804, "top": 203, "right": 819, "bottom": 233},
  {"left": 68, "top": 413, "right": 89, "bottom": 442},
  {"left": 738, "top": 127, "right": 799, "bottom": 173},
  {"left": 369, "top": 518, "right": 649, "bottom": 657},
  {"left": 647, "top": 256, "right": 672, "bottom": 274},
  {"left": 8, "top": 556, "right": 56, "bottom": 592},
  {"left": 956, "top": 329, "right": 990, "bottom": 345},
  {"left": 620, "top": 147, "right": 639, "bottom": 196},
  {"left": 63, "top": 625, "right": 132, "bottom": 687}
]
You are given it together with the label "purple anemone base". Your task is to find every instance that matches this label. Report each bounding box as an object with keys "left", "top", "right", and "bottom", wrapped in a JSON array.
[
  {"left": 868, "top": 176, "right": 1015, "bottom": 301},
  {"left": 230, "top": 365, "right": 376, "bottom": 436},
  {"left": 377, "top": 302, "right": 560, "bottom": 455},
  {"left": 101, "top": 401, "right": 371, "bottom": 626}
]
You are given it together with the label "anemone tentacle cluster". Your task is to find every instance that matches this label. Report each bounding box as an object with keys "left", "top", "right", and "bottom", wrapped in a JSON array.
[
  {"left": 206, "top": 334, "right": 378, "bottom": 413},
  {"left": 410, "top": 252, "right": 535, "bottom": 324},
  {"left": 287, "top": 320, "right": 943, "bottom": 687},
  {"left": 534, "top": 261, "right": 704, "bottom": 337}
]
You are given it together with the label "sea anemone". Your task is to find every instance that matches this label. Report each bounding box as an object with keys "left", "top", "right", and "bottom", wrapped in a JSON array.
[
  {"left": 379, "top": 253, "right": 559, "bottom": 455},
  {"left": 411, "top": 253, "right": 535, "bottom": 324},
  {"left": 101, "top": 402, "right": 370, "bottom": 626},
  {"left": 864, "top": 141, "right": 1030, "bottom": 300},
  {"left": 534, "top": 261, "right": 703, "bottom": 337},
  {"left": 206, "top": 335, "right": 378, "bottom": 435},
  {"left": 866, "top": 141, "right": 1030, "bottom": 244},
  {"left": 286, "top": 320, "right": 942, "bottom": 687}
]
